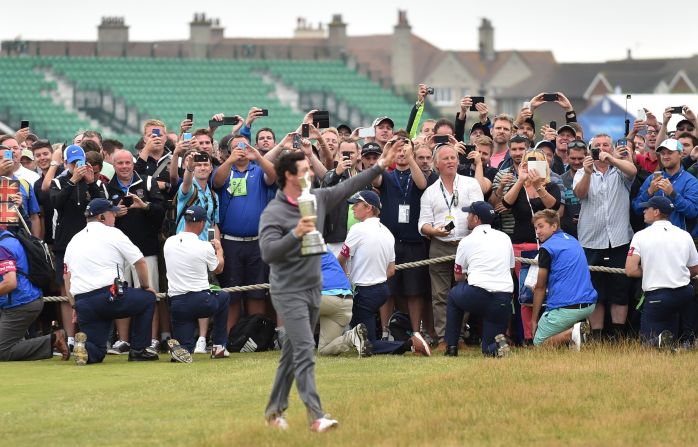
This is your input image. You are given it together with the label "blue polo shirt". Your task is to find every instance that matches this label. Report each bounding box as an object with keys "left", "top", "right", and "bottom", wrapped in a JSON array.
[
  {"left": 320, "top": 251, "right": 352, "bottom": 295},
  {"left": 379, "top": 168, "right": 427, "bottom": 242},
  {"left": 215, "top": 163, "right": 269, "bottom": 237},
  {"left": 539, "top": 230, "right": 597, "bottom": 310},
  {"left": 0, "top": 231, "right": 42, "bottom": 309},
  {"left": 633, "top": 168, "right": 698, "bottom": 237}
]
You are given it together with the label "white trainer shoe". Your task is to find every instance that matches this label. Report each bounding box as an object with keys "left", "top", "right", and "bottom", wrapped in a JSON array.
[
  {"left": 194, "top": 336, "right": 207, "bottom": 354},
  {"left": 311, "top": 414, "right": 338, "bottom": 433}
]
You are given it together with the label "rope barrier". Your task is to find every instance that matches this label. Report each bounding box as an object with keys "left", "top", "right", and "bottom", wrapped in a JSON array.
[{"left": 40, "top": 254, "right": 630, "bottom": 303}]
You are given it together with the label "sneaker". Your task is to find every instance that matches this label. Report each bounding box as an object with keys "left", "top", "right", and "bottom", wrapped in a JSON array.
[
  {"left": 168, "top": 339, "right": 193, "bottom": 363},
  {"left": 658, "top": 330, "right": 675, "bottom": 351},
  {"left": 211, "top": 345, "right": 230, "bottom": 359},
  {"left": 194, "top": 336, "right": 207, "bottom": 354},
  {"left": 410, "top": 332, "right": 432, "bottom": 356},
  {"left": 74, "top": 332, "right": 88, "bottom": 366},
  {"left": 107, "top": 340, "right": 130, "bottom": 355},
  {"left": 495, "top": 334, "right": 511, "bottom": 357},
  {"left": 570, "top": 321, "right": 590, "bottom": 351},
  {"left": 266, "top": 414, "right": 289, "bottom": 431},
  {"left": 310, "top": 415, "right": 338, "bottom": 433},
  {"left": 146, "top": 339, "right": 160, "bottom": 355},
  {"left": 347, "top": 324, "right": 372, "bottom": 357}
]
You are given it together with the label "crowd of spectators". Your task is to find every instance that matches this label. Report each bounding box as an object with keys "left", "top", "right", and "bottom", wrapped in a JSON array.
[{"left": 2, "top": 82, "right": 698, "bottom": 361}]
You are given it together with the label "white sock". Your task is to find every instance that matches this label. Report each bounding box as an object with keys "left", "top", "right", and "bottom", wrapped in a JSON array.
[
  {"left": 197, "top": 336, "right": 206, "bottom": 342},
  {"left": 160, "top": 332, "right": 171, "bottom": 340},
  {"left": 68, "top": 336, "right": 75, "bottom": 345}
]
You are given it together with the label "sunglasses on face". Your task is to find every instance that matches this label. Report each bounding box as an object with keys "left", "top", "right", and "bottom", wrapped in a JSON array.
[{"left": 677, "top": 126, "right": 695, "bottom": 132}]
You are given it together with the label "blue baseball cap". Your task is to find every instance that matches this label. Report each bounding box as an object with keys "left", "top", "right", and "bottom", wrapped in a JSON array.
[
  {"left": 85, "top": 198, "right": 120, "bottom": 217},
  {"left": 348, "top": 190, "right": 382, "bottom": 209},
  {"left": 639, "top": 196, "right": 675, "bottom": 215},
  {"left": 64, "top": 145, "right": 85, "bottom": 164},
  {"left": 183, "top": 205, "right": 209, "bottom": 222},
  {"left": 462, "top": 201, "right": 496, "bottom": 224}
]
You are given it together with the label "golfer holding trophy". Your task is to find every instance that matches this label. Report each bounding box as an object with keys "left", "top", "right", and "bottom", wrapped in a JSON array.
[{"left": 259, "top": 138, "right": 400, "bottom": 432}]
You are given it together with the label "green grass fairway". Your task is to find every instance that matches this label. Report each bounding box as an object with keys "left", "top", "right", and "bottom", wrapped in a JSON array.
[{"left": 2, "top": 344, "right": 697, "bottom": 446}]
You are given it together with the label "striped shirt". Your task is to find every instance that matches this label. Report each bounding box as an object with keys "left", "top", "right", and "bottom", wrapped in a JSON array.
[
  {"left": 492, "top": 167, "right": 517, "bottom": 236},
  {"left": 572, "top": 166, "right": 634, "bottom": 249}
]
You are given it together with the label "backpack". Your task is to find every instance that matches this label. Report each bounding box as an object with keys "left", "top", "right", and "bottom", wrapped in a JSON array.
[
  {"left": 227, "top": 314, "right": 276, "bottom": 353},
  {"left": 160, "top": 184, "right": 218, "bottom": 241},
  {"left": 388, "top": 311, "right": 413, "bottom": 341},
  {"left": 0, "top": 214, "right": 55, "bottom": 298}
]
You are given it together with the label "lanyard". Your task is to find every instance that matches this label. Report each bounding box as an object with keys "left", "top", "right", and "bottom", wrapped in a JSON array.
[
  {"left": 393, "top": 169, "right": 411, "bottom": 204},
  {"left": 439, "top": 178, "right": 458, "bottom": 214}
]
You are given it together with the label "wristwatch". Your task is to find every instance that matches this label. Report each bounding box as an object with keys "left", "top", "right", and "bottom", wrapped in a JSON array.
[{"left": 50, "top": 161, "right": 60, "bottom": 167}]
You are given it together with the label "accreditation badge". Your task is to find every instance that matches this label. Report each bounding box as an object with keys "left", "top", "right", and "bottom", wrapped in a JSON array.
[
  {"left": 228, "top": 177, "right": 248, "bottom": 197},
  {"left": 398, "top": 204, "right": 410, "bottom": 224}
]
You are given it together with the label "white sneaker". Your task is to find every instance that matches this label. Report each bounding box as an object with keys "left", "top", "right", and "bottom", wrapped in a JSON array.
[
  {"left": 146, "top": 339, "right": 160, "bottom": 355},
  {"left": 107, "top": 339, "right": 130, "bottom": 355},
  {"left": 266, "top": 414, "right": 289, "bottom": 430},
  {"left": 311, "top": 414, "right": 338, "bottom": 432},
  {"left": 194, "top": 336, "right": 207, "bottom": 354},
  {"left": 570, "top": 321, "right": 590, "bottom": 351},
  {"left": 347, "top": 324, "right": 371, "bottom": 357}
]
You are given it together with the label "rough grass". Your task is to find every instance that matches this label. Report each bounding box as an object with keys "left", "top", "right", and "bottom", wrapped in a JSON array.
[{"left": 1, "top": 342, "right": 697, "bottom": 446}]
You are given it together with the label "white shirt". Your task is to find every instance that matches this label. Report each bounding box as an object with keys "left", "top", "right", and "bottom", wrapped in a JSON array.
[
  {"left": 629, "top": 220, "right": 698, "bottom": 292},
  {"left": 65, "top": 222, "right": 144, "bottom": 295},
  {"left": 454, "top": 224, "right": 515, "bottom": 293},
  {"left": 340, "top": 217, "right": 395, "bottom": 286},
  {"left": 418, "top": 174, "right": 484, "bottom": 242},
  {"left": 572, "top": 166, "right": 634, "bottom": 249},
  {"left": 164, "top": 232, "right": 219, "bottom": 297},
  {"left": 15, "top": 165, "right": 40, "bottom": 185}
]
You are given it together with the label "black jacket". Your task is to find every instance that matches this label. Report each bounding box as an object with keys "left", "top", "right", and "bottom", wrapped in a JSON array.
[
  {"left": 106, "top": 173, "right": 165, "bottom": 257},
  {"left": 49, "top": 171, "right": 107, "bottom": 252}
]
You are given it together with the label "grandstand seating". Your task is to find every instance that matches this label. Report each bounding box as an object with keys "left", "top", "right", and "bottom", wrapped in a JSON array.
[{"left": 0, "top": 56, "right": 421, "bottom": 148}]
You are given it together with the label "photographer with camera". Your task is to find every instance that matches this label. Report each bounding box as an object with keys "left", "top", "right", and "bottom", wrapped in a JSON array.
[
  {"left": 212, "top": 134, "right": 276, "bottom": 331},
  {"left": 454, "top": 96, "right": 491, "bottom": 143},
  {"left": 104, "top": 149, "right": 165, "bottom": 354},
  {"left": 573, "top": 134, "right": 636, "bottom": 340},
  {"left": 321, "top": 139, "right": 369, "bottom": 255},
  {"left": 64, "top": 198, "right": 158, "bottom": 365}
]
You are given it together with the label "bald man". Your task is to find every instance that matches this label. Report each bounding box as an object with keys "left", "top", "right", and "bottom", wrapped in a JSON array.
[{"left": 104, "top": 149, "right": 167, "bottom": 355}]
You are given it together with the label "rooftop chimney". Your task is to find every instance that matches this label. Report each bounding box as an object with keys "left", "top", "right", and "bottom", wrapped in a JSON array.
[
  {"left": 328, "top": 14, "right": 347, "bottom": 58},
  {"left": 392, "top": 10, "right": 414, "bottom": 92},
  {"left": 478, "top": 18, "right": 495, "bottom": 62},
  {"left": 97, "top": 17, "right": 128, "bottom": 57}
]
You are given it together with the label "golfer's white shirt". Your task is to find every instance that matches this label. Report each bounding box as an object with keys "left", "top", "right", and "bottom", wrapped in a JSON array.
[
  {"left": 454, "top": 224, "right": 515, "bottom": 293},
  {"left": 629, "top": 220, "right": 698, "bottom": 291}
]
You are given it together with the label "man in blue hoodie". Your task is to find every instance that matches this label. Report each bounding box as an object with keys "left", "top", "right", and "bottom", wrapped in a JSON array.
[{"left": 633, "top": 139, "right": 698, "bottom": 237}]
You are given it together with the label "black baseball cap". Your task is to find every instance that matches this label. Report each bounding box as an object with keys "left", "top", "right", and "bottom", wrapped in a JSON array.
[{"left": 361, "top": 142, "right": 382, "bottom": 157}]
